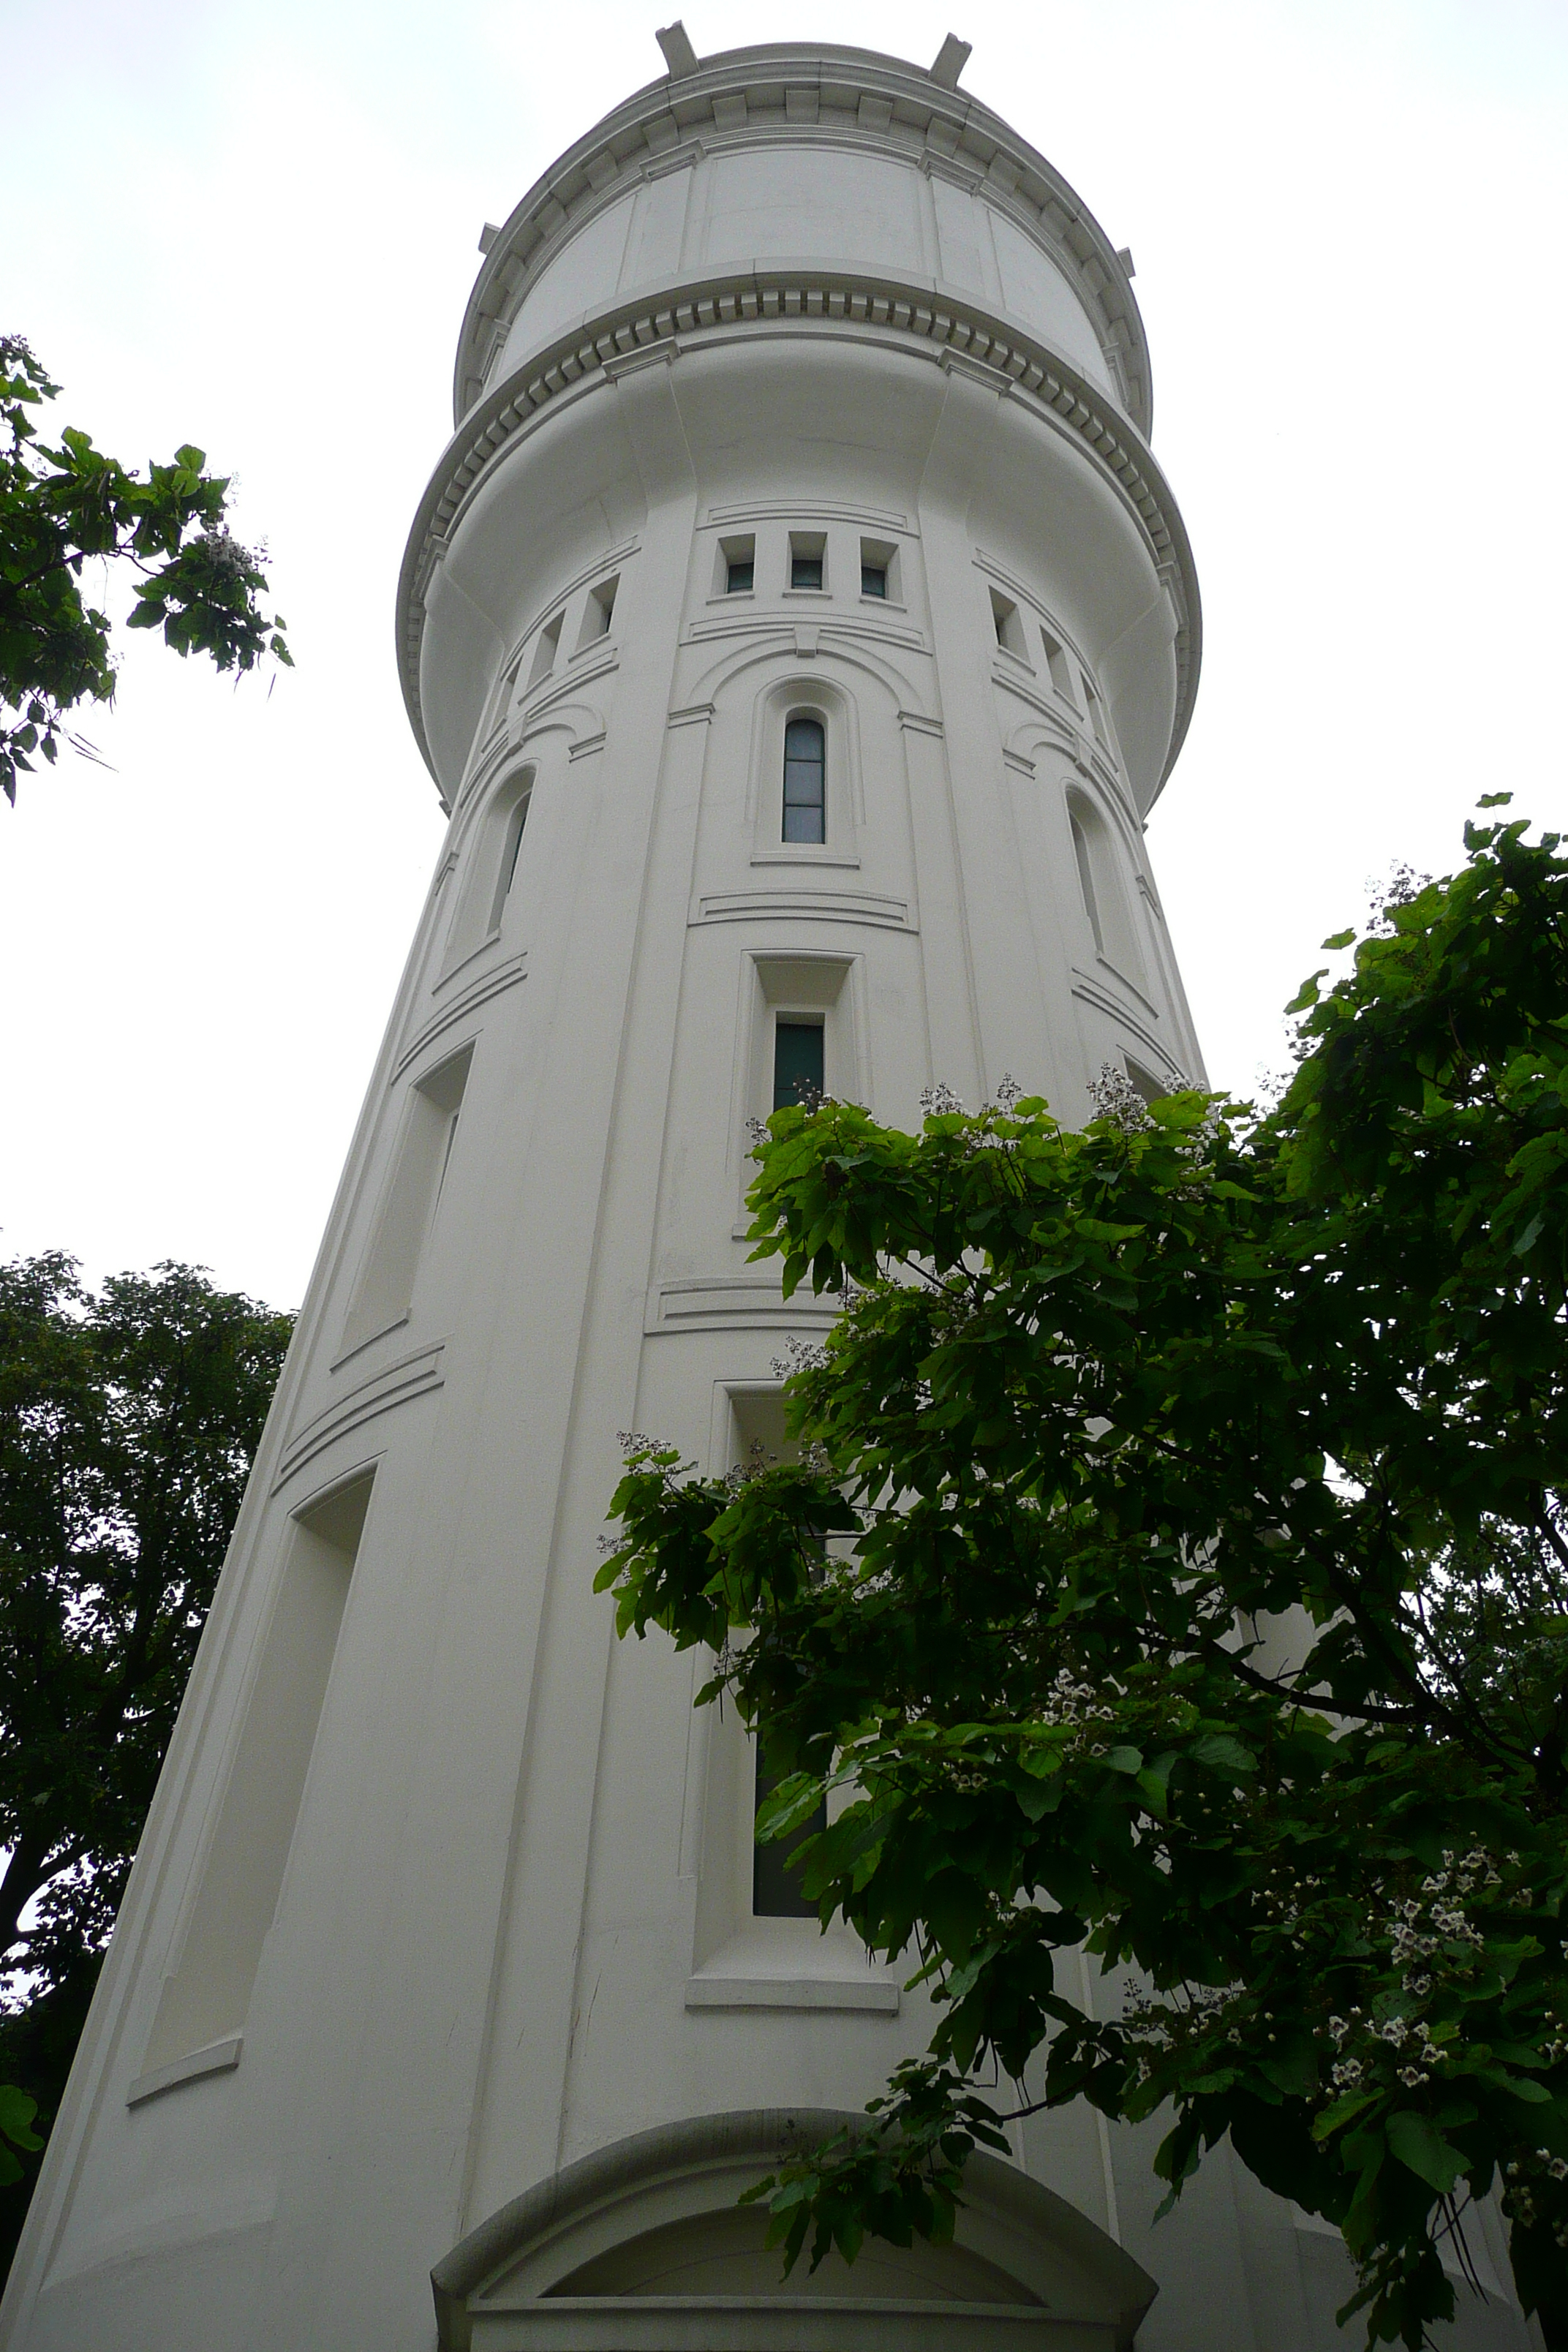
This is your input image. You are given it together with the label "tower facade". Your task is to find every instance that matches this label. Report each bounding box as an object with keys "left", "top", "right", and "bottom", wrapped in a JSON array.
[{"left": 1, "top": 33, "right": 1537, "bottom": 2352}]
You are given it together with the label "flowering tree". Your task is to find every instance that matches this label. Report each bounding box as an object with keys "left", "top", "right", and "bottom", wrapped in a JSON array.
[
  {"left": 600, "top": 802, "right": 1568, "bottom": 2349},
  {"left": 0, "top": 335, "right": 290, "bottom": 806}
]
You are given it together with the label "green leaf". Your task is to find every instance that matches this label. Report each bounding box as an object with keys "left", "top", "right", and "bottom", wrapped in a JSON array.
[
  {"left": 1313, "top": 2090, "right": 1381, "bottom": 2143},
  {"left": 0, "top": 2085, "right": 40, "bottom": 2152},
  {"left": 1191, "top": 1733, "right": 1256, "bottom": 1779},
  {"left": 1385, "top": 2110, "right": 1465, "bottom": 2195}
]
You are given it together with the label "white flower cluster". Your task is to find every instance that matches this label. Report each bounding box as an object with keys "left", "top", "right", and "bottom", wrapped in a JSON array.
[
  {"left": 1329, "top": 2009, "right": 1447, "bottom": 2092},
  {"left": 1037, "top": 1667, "right": 1117, "bottom": 1732},
  {"left": 196, "top": 521, "right": 261, "bottom": 577},
  {"left": 771, "top": 1335, "right": 829, "bottom": 1379},
  {"left": 1386, "top": 1849, "right": 1501, "bottom": 1984},
  {"left": 1087, "top": 1063, "right": 1153, "bottom": 1136},
  {"left": 1119, "top": 1978, "right": 1245, "bottom": 2080},
  {"left": 920, "top": 1082, "right": 967, "bottom": 1117}
]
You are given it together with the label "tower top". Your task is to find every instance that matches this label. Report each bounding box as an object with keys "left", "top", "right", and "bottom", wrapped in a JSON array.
[{"left": 453, "top": 34, "right": 1150, "bottom": 437}]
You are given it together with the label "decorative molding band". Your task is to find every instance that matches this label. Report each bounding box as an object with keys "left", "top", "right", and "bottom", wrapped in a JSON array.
[
  {"left": 683, "top": 610, "right": 926, "bottom": 655},
  {"left": 127, "top": 2035, "right": 243, "bottom": 2110},
  {"left": 275, "top": 1342, "right": 447, "bottom": 1492},
  {"left": 399, "top": 268, "right": 1199, "bottom": 794},
  {"left": 1071, "top": 960, "right": 1164, "bottom": 1030},
  {"left": 1071, "top": 975, "right": 1183, "bottom": 1082},
  {"left": 706, "top": 497, "right": 911, "bottom": 532},
  {"left": 685, "top": 1975, "right": 900, "bottom": 2014},
  {"left": 393, "top": 952, "right": 528, "bottom": 1082},
  {"left": 897, "top": 708, "right": 946, "bottom": 739},
  {"left": 646, "top": 1278, "right": 844, "bottom": 1335},
  {"left": 693, "top": 887, "right": 913, "bottom": 930}
]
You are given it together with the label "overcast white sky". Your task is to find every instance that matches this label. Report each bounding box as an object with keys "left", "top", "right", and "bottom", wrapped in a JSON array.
[{"left": 2, "top": 0, "right": 1564, "bottom": 1309}]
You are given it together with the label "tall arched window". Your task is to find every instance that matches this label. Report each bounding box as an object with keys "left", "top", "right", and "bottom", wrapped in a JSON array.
[
  {"left": 487, "top": 783, "right": 532, "bottom": 932},
  {"left": 782, "top": 715, "right": 826, "bottom": 844},
  {"left": 1070, "top": 808, "right": 1103, "bottom": 954}
]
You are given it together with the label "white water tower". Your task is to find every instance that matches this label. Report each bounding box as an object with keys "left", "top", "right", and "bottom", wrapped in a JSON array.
[{"left": 1, "top": 28, "right": 1537, "bottom": 2351}]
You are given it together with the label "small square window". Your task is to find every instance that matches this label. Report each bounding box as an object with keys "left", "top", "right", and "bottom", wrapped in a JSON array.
[
  {"left": 990, "top": 587, "right": 1027, "bottom": 660},
  {"left": 526, "top": 611, "right": 562, "bottom": 687},
  {"left": 1041, "top": 625, "right": 1077, "bottom": 706},
  {"left": 576, "top": 575, "right": 617, "bottom": 650},
  {"left": 788, "top": 531, "right": 826, "bottom": 592},
  {"left": 717, "top": 532, "right": 755, "bottom": 596},
  {"left": 859, "top": 537, "right": 899, "bottom": 603}
]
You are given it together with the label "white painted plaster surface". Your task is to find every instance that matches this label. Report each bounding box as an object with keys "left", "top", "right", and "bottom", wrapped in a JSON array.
[{"left": 0, "top": 37, "right": 1538, "bottom": 2352}]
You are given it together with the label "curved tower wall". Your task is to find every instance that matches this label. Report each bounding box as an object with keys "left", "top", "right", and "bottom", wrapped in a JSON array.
[{"left": 1, "top": 35, "right": 1537, "bottom": 2352}]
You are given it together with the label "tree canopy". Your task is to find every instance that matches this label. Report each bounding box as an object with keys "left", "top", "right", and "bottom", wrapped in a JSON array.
[
  {"left": 0, "top": 1255, "right": 291, "bottom": 2265},
  {"left": 600, "top": 802, "right": 1568, "bottom": 2349},
  {"left": 0, "top": 335, "right": 290, "bottom": 805}
]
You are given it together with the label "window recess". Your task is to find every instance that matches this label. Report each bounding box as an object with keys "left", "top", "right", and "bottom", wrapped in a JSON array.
[{"left": 136, "top": 1471, "right": 374, "bottom": 2090}]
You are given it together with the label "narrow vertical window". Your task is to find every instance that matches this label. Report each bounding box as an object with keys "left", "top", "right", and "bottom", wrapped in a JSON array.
[
  {"left": 781, "top": 716, "right": 826, "bottom": 844},
  {"left": 1083, "top": 676, "right": 1111, "bottom": 750},
  {"left": 1071, "top": 811, "right": 1104, "bottom": 954},
  {"left": 772, "top": 1017, "right": 824, "bottom": 1112}
]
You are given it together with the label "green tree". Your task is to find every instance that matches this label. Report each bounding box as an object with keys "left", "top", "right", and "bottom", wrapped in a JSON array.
[
  {"left": 0, "top": 335, "right": 290, "bottom": 805},
  {"left": 0, "top": 1256, "right": 292, "bottom": 2268},
  {"left": 600, "top": 801, "right": 1568, "bottom": 2349}
]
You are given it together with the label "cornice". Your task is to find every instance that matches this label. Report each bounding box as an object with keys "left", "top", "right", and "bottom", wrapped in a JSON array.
[
  {"left": 456, "top": 40, "right": 1149, "bottom": 437},
  {"left": 399, "top": 268, "right": 1201, "bottom": 800}
]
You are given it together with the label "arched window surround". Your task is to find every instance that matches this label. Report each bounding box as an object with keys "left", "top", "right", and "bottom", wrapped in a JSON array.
[
  {"left": 747, "top": 674, "right": 863, "bottom": 867},
  {"left": 440, "top": 764, "right": 537, "bottom": 979}
]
